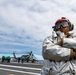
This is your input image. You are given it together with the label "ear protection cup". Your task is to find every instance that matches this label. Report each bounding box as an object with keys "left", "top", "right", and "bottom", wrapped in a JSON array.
[
  {"left": 52, "top": 26, "right": 58, "bottom": 31},
  {"left": 68, "top": 21, "right": 74, "bottom": 31},
  {"left": 69, "top": 24, "right": 74, "bottom": 31}
]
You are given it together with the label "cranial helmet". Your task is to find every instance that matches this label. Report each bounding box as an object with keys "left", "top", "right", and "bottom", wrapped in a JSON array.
[
  {"left": 53, "top": 17, "right": 74, "bottom": 31},
  {"left": 55, "top": 17, "right": 69, "bottom": 25}
]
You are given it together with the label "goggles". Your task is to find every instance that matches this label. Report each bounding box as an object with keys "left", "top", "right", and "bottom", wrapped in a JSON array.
[{"left": 55, "top": 21, "right": 69, "bottom": 30}]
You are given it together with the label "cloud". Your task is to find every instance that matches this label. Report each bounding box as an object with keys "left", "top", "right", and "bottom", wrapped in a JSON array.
[{"left": 0, "top": 0, "right": 76, "bottom": 59}]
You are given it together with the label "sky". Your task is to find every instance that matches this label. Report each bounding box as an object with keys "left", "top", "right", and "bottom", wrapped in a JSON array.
[{"left": 0, "top": 0, "right": 76, "bottom": 60}]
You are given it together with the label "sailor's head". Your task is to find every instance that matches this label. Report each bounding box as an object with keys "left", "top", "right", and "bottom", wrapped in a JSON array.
[{"left": 52, "top": 17, "right": 74, "bottom": 33}]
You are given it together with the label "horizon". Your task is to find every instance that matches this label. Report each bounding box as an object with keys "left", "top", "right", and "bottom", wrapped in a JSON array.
[{"left": 0, "top": 53, "right": 43, "bottom": 60}]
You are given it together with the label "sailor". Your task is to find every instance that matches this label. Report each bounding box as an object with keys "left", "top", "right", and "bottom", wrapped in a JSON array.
[{"left": 41, "top": 17, "right": 76, "bottom": 75}]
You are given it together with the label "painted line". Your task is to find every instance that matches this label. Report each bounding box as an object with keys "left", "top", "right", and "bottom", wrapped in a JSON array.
[
  {"left": 0, "top": 68, "right": 41, "bottom": 75},
  {"left": 11, "top": 62, "right": 44, "bottom": 65},
  {"left": 0, "top": 64, "right": 41, "bottom": 70}
]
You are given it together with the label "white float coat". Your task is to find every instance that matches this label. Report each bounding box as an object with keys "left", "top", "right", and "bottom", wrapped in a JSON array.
[{"left": 41, "top": 34, "right": 76, "bottom": 75}]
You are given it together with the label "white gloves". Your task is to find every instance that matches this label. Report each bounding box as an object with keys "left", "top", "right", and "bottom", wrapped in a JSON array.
[{"left": 56, "top": 31, "right": 65, "bottom": 39}]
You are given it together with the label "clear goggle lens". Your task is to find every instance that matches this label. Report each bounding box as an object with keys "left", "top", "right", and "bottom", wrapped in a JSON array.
[{"left": 55, "top": 22, "right": 69, "bottom": 30}]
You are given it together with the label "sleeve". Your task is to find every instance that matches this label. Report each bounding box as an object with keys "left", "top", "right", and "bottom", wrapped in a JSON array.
[
  {"left": 42, "top": 37, "right": 71, "bottom": 61},
  {"left": 63, "top": 37, "right": 76, "bottom": 51}
]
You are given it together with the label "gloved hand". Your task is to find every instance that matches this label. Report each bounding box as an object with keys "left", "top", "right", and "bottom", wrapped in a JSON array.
[
  {"left": 55, "top": 31, "right": 65, "bottom": 46},
  {"left": 56, "top": 31, "right": 65, "bottom": 39}
]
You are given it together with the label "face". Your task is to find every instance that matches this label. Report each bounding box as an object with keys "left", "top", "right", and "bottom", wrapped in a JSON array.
[
  {"left": 59, "top": 26, "right": 69, "bottom": 34},
  {"left": 55, "top": 21, "right": 70, "bottom": 35}
]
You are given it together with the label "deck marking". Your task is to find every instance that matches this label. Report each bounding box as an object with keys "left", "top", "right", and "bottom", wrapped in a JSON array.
[
  {"left": 0, "top": 64, "right": 41, "bottom": 70},
  {"left": 0, "top": 68, "right": 41, "bottom": 75}
]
